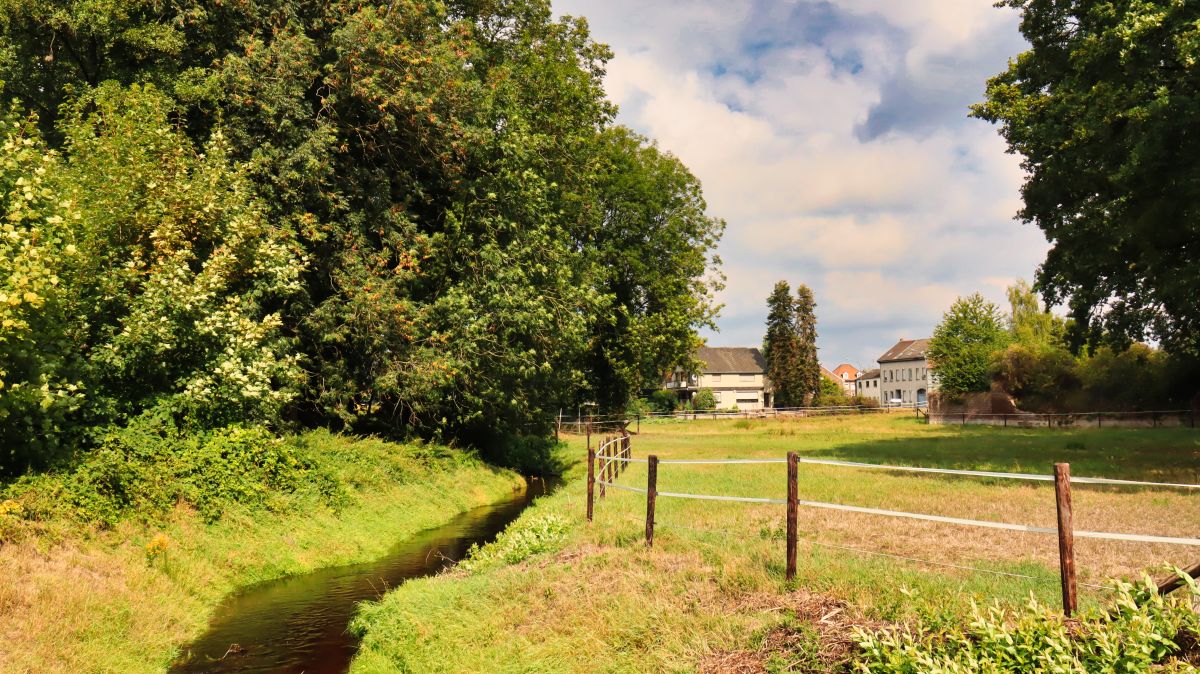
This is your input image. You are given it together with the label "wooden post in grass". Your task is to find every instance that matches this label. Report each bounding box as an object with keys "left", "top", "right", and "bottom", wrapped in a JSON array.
[
  {"left": 586, "top": 446, "right": 595, "bottom": 522},
  {"left": 645, "top": 455, "right": 658, "bottom": 547},
  {"left": 598, "top": 438, "right": 607, "bottom": 499},
  {"left": 622, "top": 433, "right": 630, "bottom": 474},
  {"left": 1054, "top": 463, "right": 1077, "bottom": 616},
  {"left": 786, "top": 451, "right": 798, "bottom": 582}
]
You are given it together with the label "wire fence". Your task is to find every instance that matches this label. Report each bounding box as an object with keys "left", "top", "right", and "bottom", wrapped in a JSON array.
[
  {"left": 586, "top": 434, "right": 1200, "bottom": 615},
  {"left": 926, "top": 409, "right": 1196, "bottom": 429}
]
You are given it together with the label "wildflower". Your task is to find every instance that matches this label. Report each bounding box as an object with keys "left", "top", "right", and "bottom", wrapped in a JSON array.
[{"left": 145, "top": 533, "right": 171, "bottom": 559}]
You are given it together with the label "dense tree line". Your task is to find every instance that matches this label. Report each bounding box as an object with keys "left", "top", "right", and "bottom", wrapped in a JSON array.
[{"left": 0, "top": 0, "right": 723, "bottom": 475}]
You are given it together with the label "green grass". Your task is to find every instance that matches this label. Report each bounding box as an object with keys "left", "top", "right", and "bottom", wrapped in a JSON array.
[
  {"left": 348, "top": 413, "right": 1200, "bottom": 673},
  {"left": 0, "top": 430, "right": 525, "bottom": 674}
]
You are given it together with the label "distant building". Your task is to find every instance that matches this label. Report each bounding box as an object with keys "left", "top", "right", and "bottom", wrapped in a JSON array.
[
  {"left": 877, "top": 338, "right": 934, "bottom": 406},
  {"left": 855, "top": 368, "right": 881, "bottom": 402},
  {"left": 831, "top": 363, "right": 861, "bottom": 396},
  {"left": 664, "top": 346, "right": 770, "bottom": 411}
]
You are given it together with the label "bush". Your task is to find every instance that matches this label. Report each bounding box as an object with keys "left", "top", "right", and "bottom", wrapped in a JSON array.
[
  {"left": 692, "top": 388, "right": 717, "bottom": 411},
  {"left": 457, "top": 511, "right": 571, "bottom": 573},
  {"left": 992, "top": 342, "right": 1079, "bottom": 410},
  {"left": 855, "top": 573, "right": 1200, "bottom": 673},
  {"left": 648, "top": 390, "right": 679, "bottom": 413}
]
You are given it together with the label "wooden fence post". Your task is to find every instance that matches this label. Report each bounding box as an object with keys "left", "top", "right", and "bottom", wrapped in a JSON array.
[
  {"left": 598, "top": 438, "right": 607, "bottom": 499},
  {"left": 1054, "top": 463, "right": 1077, "bottom": 617},
  {"left": 622, "top": 433, "right": 630, "bottom": 474},
  {"left": 645, "top": 455, "right": 659, "bottom": 547},
  {"left": 787, "top": 451, "right": 798, "bottom": 582},
  {"left": 586, "top": 446, "right": 595, "bottom": 522}
]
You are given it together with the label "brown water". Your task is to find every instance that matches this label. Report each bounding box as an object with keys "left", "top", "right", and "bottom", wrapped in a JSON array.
[{"left": 170, "top": 477, "right": 556, "bottom": 674}]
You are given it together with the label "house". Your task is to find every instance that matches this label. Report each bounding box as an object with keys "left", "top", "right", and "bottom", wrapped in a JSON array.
[
  {"left": 665, "top": 346, "right": 770, "bottom": 411},
  {"left": 855, "top": 368, "right": 881, "bottom": 402},
  {"left": 820, "top": 366, "right": 842, "bottom": 389},
  {"left": 831, "top": 363, "right": 860, "bottom": 396},
  {"left": 877, "top": 338, "right": 934, "bottom": 406}
]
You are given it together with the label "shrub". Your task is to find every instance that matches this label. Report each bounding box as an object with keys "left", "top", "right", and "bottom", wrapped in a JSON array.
[
  {"left": 648, "top": 389, "right": 679, "bottom": 413},
  {"left": 692, "top": 388, "right": 717, "bottom": 411},
  {"left": 992, "top": 342, "right": 1079, "bottom": 410},
  {"left": 457, "top": 511, "right": 571, "bottom": 573},
  {"left": 855, "top": 573, "right": 1200, "bottom": 673}
]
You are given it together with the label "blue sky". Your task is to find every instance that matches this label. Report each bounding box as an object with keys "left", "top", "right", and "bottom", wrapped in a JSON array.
[{"left": 553, "top": 0, "right": 1045, "bottom": 369}]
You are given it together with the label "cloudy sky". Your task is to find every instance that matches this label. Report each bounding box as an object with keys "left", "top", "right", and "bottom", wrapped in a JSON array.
[{"left": 553, "top": 0, "right": 1047, "bottom": 369}]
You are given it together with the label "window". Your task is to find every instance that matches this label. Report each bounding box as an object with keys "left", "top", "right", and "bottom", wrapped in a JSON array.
[
  {"left": 713, "top": 391, "right": 723, "bottom": 404},
  {"left": 736, "top": 396, "right": 758, "bottom": 404},
  {"left": 710, "top": 373, "right": 721, "bottom": 383}
]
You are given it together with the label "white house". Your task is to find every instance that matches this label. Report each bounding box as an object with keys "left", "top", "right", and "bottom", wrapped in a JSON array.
[
  {"left": 877, "top": 338, "right": 934, "bottom": 406},
  {"left": 665, "top": 346, "right": 770, "bottom": 411}
]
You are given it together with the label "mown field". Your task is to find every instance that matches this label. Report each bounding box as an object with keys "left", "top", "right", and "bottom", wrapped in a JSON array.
[
  {"left": 349, "top": 413, "right": 1200, "bottom": 673},
  {"left": 0, "top": 431, "right": 524, "bottom": 674}
]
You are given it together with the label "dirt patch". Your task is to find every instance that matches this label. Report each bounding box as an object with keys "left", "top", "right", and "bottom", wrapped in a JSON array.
[{"left": 698, "top": 589, "right": 891, "bottom": 673}]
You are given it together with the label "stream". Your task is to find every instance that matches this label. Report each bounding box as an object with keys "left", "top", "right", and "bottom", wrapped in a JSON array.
[{"left": 170, "top": 477, "right": 557, "bottom": 674}]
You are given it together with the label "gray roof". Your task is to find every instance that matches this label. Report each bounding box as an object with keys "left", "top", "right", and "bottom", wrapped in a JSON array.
[
  {"left": 857, "top": 368, "right": 881, "bottom": 380},
  {"left": 878, "top": 338, "right": 930, "bottom": 363},
  {"left": 696, "top": 346, "right": 766, "bottom": 374}
]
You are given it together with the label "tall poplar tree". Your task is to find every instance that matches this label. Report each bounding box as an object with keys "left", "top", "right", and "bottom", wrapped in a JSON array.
[
  {"left": 794, "top": 284, "right": 820, "bottom": 403},
  {"left": 763, "top": 282, "right": 801, "bottom": 407}
]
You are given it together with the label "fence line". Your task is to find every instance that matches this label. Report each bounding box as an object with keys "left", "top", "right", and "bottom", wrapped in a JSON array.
[
  {"left": 927, "top": 409, "right": 1196, "bottom": 429},
  {"left": 587, "top": 432, "right": 1200, "bottom": 614}
]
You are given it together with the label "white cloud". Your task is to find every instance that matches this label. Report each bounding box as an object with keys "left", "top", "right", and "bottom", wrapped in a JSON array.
[{"left": 554, "top": 0, "right": 1044, "bottom": 367}]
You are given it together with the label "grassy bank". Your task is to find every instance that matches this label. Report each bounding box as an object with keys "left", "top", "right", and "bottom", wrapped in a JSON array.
[
  {"left": 348, "top": 414, "right": 1200, "bottom": 673},
  {"left": 0, "top": 429, "right": 524, "bottom": 674}
]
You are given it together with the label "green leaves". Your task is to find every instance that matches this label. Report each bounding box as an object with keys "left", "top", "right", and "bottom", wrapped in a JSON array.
[
  {"left": 927, "top": 293, "right": 1011, "bottom": 397},
  {"left": 974, "top": 0, "right": 1200, "bottom": 358}
]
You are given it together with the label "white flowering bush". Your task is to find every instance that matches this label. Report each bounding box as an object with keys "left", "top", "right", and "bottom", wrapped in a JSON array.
[
  {"left": 0, "top": 85, "right": 307, "bottom": 474},
  {"left": 63, "top": 85, "right": 307, "bottom": 428},
  {"left": 0, "top": 110, "right": 84, "bottom": 472}
]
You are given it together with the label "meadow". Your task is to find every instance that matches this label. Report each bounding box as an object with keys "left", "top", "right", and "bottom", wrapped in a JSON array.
[{"left": 349, "top": 413, "right": 1200, "bottom": 673}]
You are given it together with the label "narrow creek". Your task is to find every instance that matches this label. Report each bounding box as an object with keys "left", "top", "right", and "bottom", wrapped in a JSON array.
[{"left": 170, "top": 476, "right": 558, "bottom": 674}]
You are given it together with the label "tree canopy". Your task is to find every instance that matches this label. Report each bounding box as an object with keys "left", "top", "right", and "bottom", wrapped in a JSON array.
[
  {"left": 973, "top": 0, "right": 1200, "bottom": 357},
  {"left": 927, "top": 293, "right": 1011, "bottom": 398},
  {"left": 762, "top": 281, "right": 819, "bottom": 407},
  {"left": 0, "top": 0, "right": 723, "bottom": 474}
]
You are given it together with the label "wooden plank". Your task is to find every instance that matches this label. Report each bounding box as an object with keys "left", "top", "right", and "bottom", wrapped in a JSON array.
[
  {"left": 1156, "top": 561, "right": 1200, "bottom": 596},
  {"left": 586, "top": 446, "right": 595, "bottom": 522}
]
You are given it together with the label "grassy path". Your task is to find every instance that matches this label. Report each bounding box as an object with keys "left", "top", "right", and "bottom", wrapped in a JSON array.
[
  {"left": 348, "top": 414, "right": 1200, "bottom": 673},
  {"left": 0, "top": 431, "right": 525, "bottom": 674}
]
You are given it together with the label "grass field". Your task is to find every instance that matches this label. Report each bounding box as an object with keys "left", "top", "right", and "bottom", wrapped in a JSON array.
[
  {"left": 349, "top": 413, "right": 1200, "bottom": 673},
  {"left": 0, "top": 431, "right": 524, "bottom": 674}
]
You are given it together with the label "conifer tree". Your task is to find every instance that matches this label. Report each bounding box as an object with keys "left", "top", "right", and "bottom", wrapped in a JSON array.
[
  {"left": 763, "top": 282, "right": 800, "bottom": 407},
  {"left": 794, "top": 284, "right": 820, "bottom": 403}
]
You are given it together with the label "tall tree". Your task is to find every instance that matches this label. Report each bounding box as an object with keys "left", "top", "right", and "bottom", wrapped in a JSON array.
[
  {"left": 763, "top": 282, "right": 801, "bottom": 407},
  {"left": 927, "top": 293, "right": 1011, "bottom": 397},
  {"left": 1006, "top": 280, "right": 1065, "bottom": 348},
  {"left": 973, "top": 1, "right": 1200, "bottom": 357},
  {"left": 0, "top": 0, "right": 725, "bottom": 467},
  {"left": 794, "top": 284, "right": 820, "bottom": 403}
]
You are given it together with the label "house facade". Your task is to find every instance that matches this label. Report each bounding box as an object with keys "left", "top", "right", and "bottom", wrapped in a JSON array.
[
  {"left": 831, "top": 363, "right": 860, "bottom": 396},
  {"left": 665, "top": 346, "right": 770, "bottom": 411},
  {"left": 855, "top": 368, "right": 881, "bottom": 402},
  {"left": 877, "top": 338, "right": 934, "bottom": 406}
]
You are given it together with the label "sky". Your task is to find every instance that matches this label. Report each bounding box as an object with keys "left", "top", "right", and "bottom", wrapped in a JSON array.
[{"left": 552, "top": 0, "right": 1047, "bottom": 369}]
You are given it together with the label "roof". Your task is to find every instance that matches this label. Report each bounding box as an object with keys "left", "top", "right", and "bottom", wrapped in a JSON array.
[
  {"left": 831, "top": 363, "right": 860, "bottom": 379},
  {"left": 820, "top": 366, "right": 840, "bottom": 383},
  {"left": 696, "top": 346, "right": 766, "bottom": 374},
  {"left": 878, "top": 338, "right": 931, "bottom": 363},
  {"left": 857, "top": 368, "right": 880, "bottom": 380}
]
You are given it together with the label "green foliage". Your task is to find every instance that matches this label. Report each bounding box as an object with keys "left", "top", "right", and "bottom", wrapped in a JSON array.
[
  {"left": 928, "top": 294, "right": 1011, "bottom": 397},
  {"left": 1006, "top": 280, "right": 1065, "bottom": 348},
  {"left": 855, "top": 574, "right": 1200, "bottom": 673},
  {"left": 794, "top": 285, "right": 820, "bottom": 401},
  {"left": 0, "top": 0, "right": 724, "bottom": 471},
  {"left": 692, "top": 388, "right": 717, "bottom": 411},
  {"left": 813, "top": 375, "right": 850, "bottom": 407},
  {"left": 647, "top": 389, "right": 679, "bottom": 413},
  {"left": 763, "top": 281, "right": 819, "bottom": 407},
  {"left": 457, "top": 511, "right": 570, "bottom": 573},
  {"left": 974, "top": 1, "right": 1200, "bottom": 357}
]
